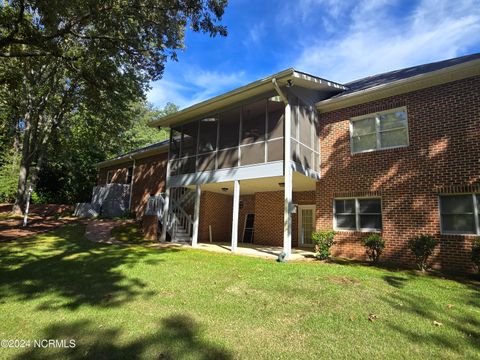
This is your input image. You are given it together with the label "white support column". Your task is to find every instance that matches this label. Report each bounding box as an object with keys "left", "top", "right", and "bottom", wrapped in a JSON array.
[
  {"left": 283, "top": 102, "right": 292, "bottom": 258},
  {"left": 231, "top": 180, "right": 240, "bottom": 253},
  {"left": 160, "top": 135, "right": 172, "bottom": 243},
  {"left": 160, "top": 187, "right": 170, "bottom": 243},
  {"left": 191, "top": 184, "right": 201, "bottom": 247}
]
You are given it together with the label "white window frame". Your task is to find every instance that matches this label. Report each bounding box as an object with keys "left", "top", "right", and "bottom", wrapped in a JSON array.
[
  {"left": 333, "top": 197, "right": 382, "bottom": 232},
  {"left": 439, "top": 193, "right": 480, "bottom": 235},
  {"left": 350, "top": 107, "right": 409, "bottom": 154},
  {"left": 126, "top": 167, "right": 133, "bottom": 184},
  {"left": 106, "top": 170, "right": 113, "bottom": 184}
]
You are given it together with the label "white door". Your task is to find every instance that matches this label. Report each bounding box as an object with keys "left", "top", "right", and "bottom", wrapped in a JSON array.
[{"left": 298, "top": 205, "right": 315, "bottom": 246}]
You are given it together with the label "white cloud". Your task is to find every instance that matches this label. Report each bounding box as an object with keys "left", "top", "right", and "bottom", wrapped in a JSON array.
[
  {"left": 147, "top": 79, "right": 191, "bottom": 109},
  {"left": 294, "top": 0, "right": 480, "bottom": 83},
  {"left": 244, "top": 21, "right": 265, "bottom": 47},
  {"left": 147, "top": 69, "right": 246, "bottom": 109}
]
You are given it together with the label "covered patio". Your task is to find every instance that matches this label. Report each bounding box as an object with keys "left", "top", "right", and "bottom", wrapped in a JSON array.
[{"left": 194, "top": 242, "right": 317, "bottom": 261}]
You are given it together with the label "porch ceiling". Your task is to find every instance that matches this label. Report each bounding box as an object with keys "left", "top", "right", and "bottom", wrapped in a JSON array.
[{"left": 186, "top": 172, "right": 316, "bottom": 195}]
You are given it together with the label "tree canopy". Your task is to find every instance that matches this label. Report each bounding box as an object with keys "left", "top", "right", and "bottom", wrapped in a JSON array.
[{"left": 0, "top": 0, "right": 227, "bottom": 212}]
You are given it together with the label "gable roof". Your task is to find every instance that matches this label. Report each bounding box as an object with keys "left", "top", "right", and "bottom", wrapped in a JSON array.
[
  {"left": 338, "top": 53, "right": 480, "bottom": 98},
  {"left": 149, "top": 68, "right": 346, "bottom": 128},
  {"left": 316, "top": 53, "right": 480, "bottom": 112},
  {"left": 96, "top": 139, "right": 170, "bottom": 168}
]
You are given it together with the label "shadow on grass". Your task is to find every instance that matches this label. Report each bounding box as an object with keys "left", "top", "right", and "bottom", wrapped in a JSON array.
[
  {"left": 379, "top": 290, "right": 480, "bottom": 354},
  {"left": 13, "top": 314, "right": 232, "bottom": 360},
  {"left": 0, "top": 224, "right": 180, "bottom": 310}
]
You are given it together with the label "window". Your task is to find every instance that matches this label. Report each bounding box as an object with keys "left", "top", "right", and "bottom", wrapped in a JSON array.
[
  {"left": 351, "top": 107, "right": 408, "bottom": 153},
  {"left": 126, "top": 167, "right": 133, "bottom": 184},
  {"left": 334, "top": 198, "right": 382, "bottom": 231},
  {"left": 440, "top": 194, "right": 480, "bottom": 235},
  {"left": 106, "top": 170, "right": 113, "bottom": 184}
]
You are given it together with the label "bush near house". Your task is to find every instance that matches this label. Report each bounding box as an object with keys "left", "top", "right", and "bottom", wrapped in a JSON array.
[
  {"left": 408, "top": 234, "right": 438, "bottom": 271},
  {"left": 362, "top": 233, "right": 385, "bottom": 263},
  {"left": 311, "top": 230, "right": 336, "bottom": 260},
  {"left": 472, "top": 237, "right": 480, "bottom": 273}
]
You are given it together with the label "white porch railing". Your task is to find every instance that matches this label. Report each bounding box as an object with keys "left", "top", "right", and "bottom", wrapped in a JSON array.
[{"left": 146, "top": 187, "right": 194, "bottom": 242}]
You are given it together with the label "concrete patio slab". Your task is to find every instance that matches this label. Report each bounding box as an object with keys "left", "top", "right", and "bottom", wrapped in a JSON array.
[{"left": 194, "top": 242, "right": 317, "bottom": 261}]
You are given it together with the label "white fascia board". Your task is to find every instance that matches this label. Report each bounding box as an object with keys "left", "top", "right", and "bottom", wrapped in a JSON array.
[
  {"left": 96, "top": 144, "right": 169, "bottom": 168},
  {"left": 167, "top": 161, "right": 284, "bottom": 187},
  {"left": 150, "top": 70, "right": 346, "bottom": 128}
]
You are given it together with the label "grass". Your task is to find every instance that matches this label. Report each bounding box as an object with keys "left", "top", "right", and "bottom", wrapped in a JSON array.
[
  {"left": 0, "top": 223, "right": 479, "bottom": 359},
  {"left": 111, "top": 223, "right": 154, "bottom": 245}
]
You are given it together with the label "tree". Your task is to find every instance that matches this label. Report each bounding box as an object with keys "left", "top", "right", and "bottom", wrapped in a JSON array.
[
  {"left": 123, "top": 101, "right": 177, "bottom": 152},
  {"left": 34, "top": 101, "right": 178, "bottom": 204},
  {"left": 0, "top": 0, "right": 227, "bottom": 213}
]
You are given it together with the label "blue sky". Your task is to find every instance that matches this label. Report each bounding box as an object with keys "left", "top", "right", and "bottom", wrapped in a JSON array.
[{"left": 147, "top": 0, "right": 480, "bottom": 109}]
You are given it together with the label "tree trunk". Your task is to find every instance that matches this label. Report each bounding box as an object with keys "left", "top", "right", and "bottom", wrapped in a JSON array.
[
  {"left": 13, "top": 160, "right": 29, "bottom": 214},
  {"left": 13, "top": 111, "right": 33, "bottom": 215}
]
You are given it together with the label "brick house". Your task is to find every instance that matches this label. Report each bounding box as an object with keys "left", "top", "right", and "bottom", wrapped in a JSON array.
[{"left": 97, "top": 53, "right": 480, "bottom": 272}]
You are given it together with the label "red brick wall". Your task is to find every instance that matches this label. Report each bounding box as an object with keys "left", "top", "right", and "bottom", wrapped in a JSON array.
[
  {"left": 254, "top": 191, "right": 284, "bottom": 246},
  {"left": 238, "top": 195, "right": 255, "bottom": 240},
  {"left": 196, "top": 190, "right": 315, "bottom": 247},
  {"left": 97, "top": 152, "right": 168, "bottom": 218},
  {"left": 316, "top": 75, "right": 480, "bottom": 272},
  {"left": 131, "top": 153, "right": 168, "bottom": 217},
  {"left": 198, "top": 191, "right": 233, "bottom": 243},
  {"left": 253, "top": 191, "right": 315, "bottom": 247}
]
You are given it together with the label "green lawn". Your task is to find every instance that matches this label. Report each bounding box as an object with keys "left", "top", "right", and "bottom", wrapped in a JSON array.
[{"left": 0, "top": 223, "right": 479, "bottom": 359}]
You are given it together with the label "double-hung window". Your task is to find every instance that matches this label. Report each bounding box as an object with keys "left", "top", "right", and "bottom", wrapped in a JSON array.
[
  {"left": 350, "top": 107, "right": 409, "bottom": 153},
  {"left": 440, "top": 194, "right": 480, "bottom": 235},
  {"left": 334, "top": 198, "right": 382, "bottom": 231}
]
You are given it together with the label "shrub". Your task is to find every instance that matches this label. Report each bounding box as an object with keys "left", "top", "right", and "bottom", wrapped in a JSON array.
[
  {"left": 472, "top": 237, "right": 480, "bottom": 272},
  {"left": 362, "top": 233, "right": 385, "bottom": 263},
  {"left": 311, "top": 230, "right": 336, "bottom": 260},
  {"left": 408, "top": 234, "right": 438, "bottom": 271}
]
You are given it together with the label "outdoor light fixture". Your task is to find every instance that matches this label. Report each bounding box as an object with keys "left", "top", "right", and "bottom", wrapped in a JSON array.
[
  {"left": 278, "top": 182, "right": 285, "bottom": 187},
  {"left": 286, "top": 79, "right": 294, "bottom": 87},
  {"left": 221, "top": 187, "right": 229, "bottom": 192}
]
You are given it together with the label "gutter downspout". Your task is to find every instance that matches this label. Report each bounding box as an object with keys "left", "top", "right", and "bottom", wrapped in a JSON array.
[{"left": 128, "top": 156, "right": 136, "bottom": 211}]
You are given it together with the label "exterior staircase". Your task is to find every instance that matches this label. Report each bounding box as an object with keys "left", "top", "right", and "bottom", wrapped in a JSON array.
[{"left": 146, "top": 187, "right": 195, "bottom": 243}]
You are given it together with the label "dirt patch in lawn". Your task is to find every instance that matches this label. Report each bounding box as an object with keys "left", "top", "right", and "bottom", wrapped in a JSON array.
[
  {"left": 0, "top": 204, "right": 75, "bottom": 242},
  {"left": 327, "top": 276, "right": 361, "bottom": 286}
]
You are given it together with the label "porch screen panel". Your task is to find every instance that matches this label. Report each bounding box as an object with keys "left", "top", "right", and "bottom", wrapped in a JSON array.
[
  {"left": 180, "top": 121, "right": 198, "bottom": 157},
  {"left": 267, "top": 96, "right": 284, "bottom": 139},
  {"left": 219, "top": 108, "right": 240, "bottom": 150},
  {"left": 197, "top": 153, "right": 215, "bottom": 172},
  {"left": 240, "top": 142, "right": 265, "bottom": 166},
  {"left": 198, "top": 117, "right": 218, "bottom": 154},
  {"left": 170, "top": 126, "right": 181, "bottom": 159},
  {"left": 242, "top": 100, "right": 266, "bottom": 145},
  {"left": 299, "top": 144, "right": 313, "bottom": 169},
  {"left": 267, "top": 138, "right": 283, "bottom": 162},
  {"left": 299, "top": 106, "right": 312, "bottom": 147},
  {"left": 217, "top": 148, "right": 239, "bottom": 169},
  {"left": 291, "top": 101, "right": 320, "bottom": 174},
  {"left": 291, "top": 139, "right": 300, "bottom": 164}
]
